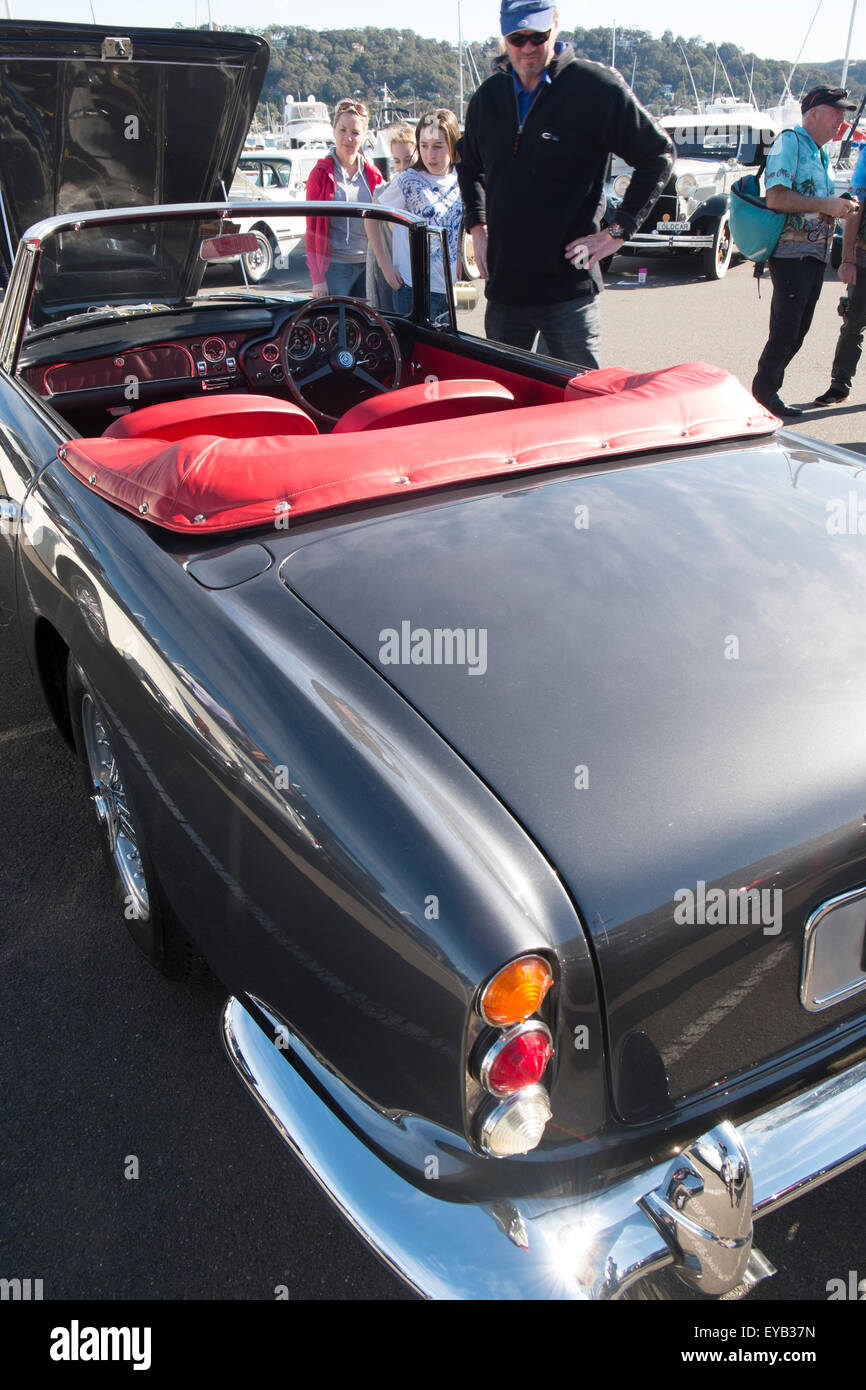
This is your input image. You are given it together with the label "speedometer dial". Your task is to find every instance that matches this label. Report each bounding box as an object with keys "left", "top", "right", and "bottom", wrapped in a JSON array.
[
  {"left": 329, "top": 319, "right": 361, "bottom": 351},
  {"left": 286, "top": 325, "right": 315, "bottom": 361}
]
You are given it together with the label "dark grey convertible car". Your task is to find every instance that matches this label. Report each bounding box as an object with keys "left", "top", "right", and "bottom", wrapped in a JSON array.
[{"left": 2, "top": 22, "right": 866, "bottom": 1301}]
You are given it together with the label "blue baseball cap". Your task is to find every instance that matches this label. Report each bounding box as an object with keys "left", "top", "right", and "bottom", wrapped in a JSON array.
[{"left": 500, "top": 1, "right": 557, "bottom": 36}]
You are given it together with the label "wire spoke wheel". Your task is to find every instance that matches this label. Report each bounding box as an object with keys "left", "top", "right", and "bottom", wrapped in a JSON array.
[
  {"left": 81, "top": 691, "right": 149, "bottom": 923},
  {"left": 68, "top": 657, "right": 207, "bottom": 981}
]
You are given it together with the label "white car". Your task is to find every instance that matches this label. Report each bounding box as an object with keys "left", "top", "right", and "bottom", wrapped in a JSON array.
[
  {"left": 226, "top": 169, "right": 310, "bottom": 282},
  {"left": 605, "top": 110, "right": 781, "bottom": 280},
  {"left": 237, "top": 149, "right": 324, "bottom": 198}
]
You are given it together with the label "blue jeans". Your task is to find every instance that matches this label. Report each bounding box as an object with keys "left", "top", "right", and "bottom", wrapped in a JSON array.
[
  {"left": 392, "top": 285, "right": 450, "bottom": 320},
  {"left": 485, "top": 294, "right": 601, "bottom": 370},
  {"left": 325, "top": 261, "right": 366, "bottom": 297}
]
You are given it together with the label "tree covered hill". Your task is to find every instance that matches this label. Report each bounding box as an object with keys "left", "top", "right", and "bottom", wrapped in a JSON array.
[{"left": 244, "top": 23, "right": 866, "bottom": 121}]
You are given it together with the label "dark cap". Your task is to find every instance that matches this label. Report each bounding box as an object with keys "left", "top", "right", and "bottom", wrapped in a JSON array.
[{"left": 801, "top": 85, "right": 857, "bottom": 114}]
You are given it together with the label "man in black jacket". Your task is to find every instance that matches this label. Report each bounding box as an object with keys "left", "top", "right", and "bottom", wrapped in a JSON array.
[{"left": 456, "top": 2, "right": 673, "bottom": 367}]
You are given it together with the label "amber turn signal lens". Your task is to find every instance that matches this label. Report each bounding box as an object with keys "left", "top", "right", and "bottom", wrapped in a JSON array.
[{"left": 480, "top": 955, "right": 553, "bottom": 1026}]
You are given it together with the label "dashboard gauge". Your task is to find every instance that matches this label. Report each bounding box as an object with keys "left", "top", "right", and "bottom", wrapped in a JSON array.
[
  {"left": 261, "top": 341, "right": 280, "bottom": 363},
  {"left": 286, "top": 325, "right": 315, "bottom": 361},
  {"left": 201, "top": 336, "right": 226, "bottom": 363},
  {"left": 365, "top": 331, "right": 383, "bottom": 352},
  {"left": 329, "top": 318, "right": 361, "bottom": 351},
  {"left": 313, "top": 316, "right": 330, "bottom": 336}
]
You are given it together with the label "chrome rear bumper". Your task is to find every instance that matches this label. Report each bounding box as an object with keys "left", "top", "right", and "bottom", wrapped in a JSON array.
[{"left": 222, "top": 996, "right": 866, "bottom": 1300}]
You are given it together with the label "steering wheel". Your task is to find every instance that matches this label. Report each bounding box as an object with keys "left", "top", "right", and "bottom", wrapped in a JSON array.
[{"left": 280, "top": 296, "right": 403, "bottom": 426}]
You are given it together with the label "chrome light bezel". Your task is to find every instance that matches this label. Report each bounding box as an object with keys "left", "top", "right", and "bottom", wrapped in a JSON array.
[{"left": 675, "top": 172, "right": 698, "bottom": 198}]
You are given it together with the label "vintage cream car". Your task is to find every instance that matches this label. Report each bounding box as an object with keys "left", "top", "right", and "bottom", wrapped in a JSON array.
[{"left": 605, "top": 109, "right": 781, "bottom": 279}]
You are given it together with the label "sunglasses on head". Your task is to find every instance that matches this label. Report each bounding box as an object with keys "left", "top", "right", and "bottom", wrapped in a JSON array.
[
  {"left": 505, "top": 29, "right": 551, "bottom": 47},
  {"left": 336, "top": 101, "right": 368, "bottom": 117}
]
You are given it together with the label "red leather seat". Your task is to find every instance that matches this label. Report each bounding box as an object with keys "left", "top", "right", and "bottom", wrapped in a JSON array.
[
  {"left": 331, "top": 378, "right": 515, "bottom": 433},
  {"left": 104, "top": 394, "right": 318, "bottom": 441}
]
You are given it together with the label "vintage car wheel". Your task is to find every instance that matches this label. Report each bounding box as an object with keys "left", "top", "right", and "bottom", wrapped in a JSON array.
[
  {"left": 243, "top": 230, "right": 275, "bottom": 283},
  {"left": 67, "top": 659, "right": 205, "bottom": 981},
  {"left": 702, "top": 214, "right": 733, "bottom": 280},
  {"left": 460, "top": 225, "right": 481, "bottom": 280}
]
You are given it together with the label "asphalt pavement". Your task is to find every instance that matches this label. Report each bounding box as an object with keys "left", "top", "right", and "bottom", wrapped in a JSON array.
[{"left": 2, "top": 252, "right": 866, "bottom": 1305}]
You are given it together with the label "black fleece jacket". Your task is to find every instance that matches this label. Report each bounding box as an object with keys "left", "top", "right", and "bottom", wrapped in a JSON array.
[{"left": 456, "top": 44, "right": 673, "bottom": 305}]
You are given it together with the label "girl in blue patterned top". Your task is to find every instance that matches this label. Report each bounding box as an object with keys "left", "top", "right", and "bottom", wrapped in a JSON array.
[{"left": 368, "top": 109, "right": 463, "bottom": 319}]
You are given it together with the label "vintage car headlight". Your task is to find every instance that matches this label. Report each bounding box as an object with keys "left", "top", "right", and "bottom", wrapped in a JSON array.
[
  {"left": 675, "top": 172, "right": 698, "bottom": 198},
  {"left": 477, "top": 1086, "right": 553, "bottom": 1157},
  {"left": 613, "top": 174, "right": 632, "bottom": 199}
]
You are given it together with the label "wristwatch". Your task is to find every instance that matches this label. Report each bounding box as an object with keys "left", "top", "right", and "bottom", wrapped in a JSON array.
[{"left": 606, "top": 221, "right": 627, "bottom": 240}]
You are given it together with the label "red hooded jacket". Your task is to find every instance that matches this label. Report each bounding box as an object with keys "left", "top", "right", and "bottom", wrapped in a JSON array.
[{"left": 305, "top": 154, "right": 383, "bottom": 285}]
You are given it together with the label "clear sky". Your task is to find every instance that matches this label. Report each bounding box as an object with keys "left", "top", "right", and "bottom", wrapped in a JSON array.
[{"left": 3, "top": 0, "right": 864, "bottom": 69}]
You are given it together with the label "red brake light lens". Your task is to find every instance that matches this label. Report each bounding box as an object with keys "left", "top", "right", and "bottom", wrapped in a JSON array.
[{"left": 484, "top": 1026, "right": 554, "bottom": 1096}]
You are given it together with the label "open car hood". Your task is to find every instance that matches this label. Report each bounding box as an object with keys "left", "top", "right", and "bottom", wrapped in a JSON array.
[{"left": 0, "top": 21, "right": 268, "bottom": 311}]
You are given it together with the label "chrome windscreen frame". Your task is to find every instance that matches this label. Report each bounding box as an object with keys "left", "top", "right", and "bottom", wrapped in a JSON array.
[{"left": 0, "top": 200, "right": 434, "bottom": 377}]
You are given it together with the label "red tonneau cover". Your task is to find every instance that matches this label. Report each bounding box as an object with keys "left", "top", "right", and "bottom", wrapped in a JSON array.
[{"left": 59, "top": 363, "right": 779, "bottom": 534}]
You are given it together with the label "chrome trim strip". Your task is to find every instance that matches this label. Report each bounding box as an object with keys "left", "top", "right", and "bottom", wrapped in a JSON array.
[
  {"left": 801, "top": 884, "right": 866, "bottom": 1011},
  {"left": 18, "top": 201, "right": 428, "bottom": 250},
  {"left": 221, "top": 995, "right": 866, "bottom": 1300}
]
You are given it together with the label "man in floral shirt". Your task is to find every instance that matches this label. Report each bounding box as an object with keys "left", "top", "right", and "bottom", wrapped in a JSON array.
[
  {"left": 814, "top": 138, "right": 866, "bottom": 404},
  {"left": 752, "top": 86, "right": 860, "bottom": 419}
]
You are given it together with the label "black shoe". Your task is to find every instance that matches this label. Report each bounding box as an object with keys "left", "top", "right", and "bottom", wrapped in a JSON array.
[
  {"left": 755, "top": 395, "right": 805, "bottom": 419},
  {"left": 814, "top": 385, "right": 849, "bottom": 405}
]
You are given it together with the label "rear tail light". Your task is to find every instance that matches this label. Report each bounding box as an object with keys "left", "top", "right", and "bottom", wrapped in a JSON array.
[
  {"left": 480, "top": 954, "right": 553, "bottom": 1027},
  {"left": 469, "top": 955, "right": 556, "bottom": 1157},
  {"left": 476, "top": 1022, "right": 554, "bottom": 1097},
  {"left": 478, "top": 1087, "right": 553, "bottom": 1157}
]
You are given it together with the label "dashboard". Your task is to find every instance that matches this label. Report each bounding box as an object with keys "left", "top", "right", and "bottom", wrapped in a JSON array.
[{"left": 18, "top": 302, "right": 408, "bottom": 429}]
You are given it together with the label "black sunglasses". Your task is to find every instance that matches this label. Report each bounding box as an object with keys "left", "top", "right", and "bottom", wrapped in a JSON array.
[{"left": 505, "top": 30, "right": 551, "bottom": 48}]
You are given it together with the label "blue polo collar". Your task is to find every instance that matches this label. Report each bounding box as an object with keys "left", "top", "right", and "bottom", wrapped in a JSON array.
[{"left": 511, "top": 38, "right": 563, "bottom": 122}]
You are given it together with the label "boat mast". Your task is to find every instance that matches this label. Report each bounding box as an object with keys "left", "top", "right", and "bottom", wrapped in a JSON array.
[
  {"left": 458, "top": 0, "right": 465, "bottom": 124},
  {"left": 713, "top": 43, "right": 738, "bottom": 100},
  {"left": 679, "top": 42, "right": 703, "bottom": 112},
  {"left": 842, "top": 0, "right": 859, "bottom": 89},
  {"left": 781, "top": 0, "right": 823, "bottom": 102}
]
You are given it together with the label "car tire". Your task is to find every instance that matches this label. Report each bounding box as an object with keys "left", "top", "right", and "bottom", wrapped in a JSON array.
[
  {"left": 67, "top": 658, "right": 206, "bottom": 981},
  {"left": 243, "top": 230, "right": 276, "bottom": 284},
  {"left": 702, "top": 214, "right": 733, "bottom": 280},
  {"left": 460, "top": 225, "right": 481, "bottom": 280}
]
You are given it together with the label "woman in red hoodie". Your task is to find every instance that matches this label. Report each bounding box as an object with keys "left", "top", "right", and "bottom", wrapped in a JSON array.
[{"left": 306, "top": 99, "right": 383, "bottom": 298}]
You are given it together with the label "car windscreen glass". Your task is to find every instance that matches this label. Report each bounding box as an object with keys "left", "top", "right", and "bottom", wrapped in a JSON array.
[
  {"left": 667, "top": 125, "right": 767, "bottom": 160},
  {"left": 22, "top": 208, "right": 430, "bottom": 333}
]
